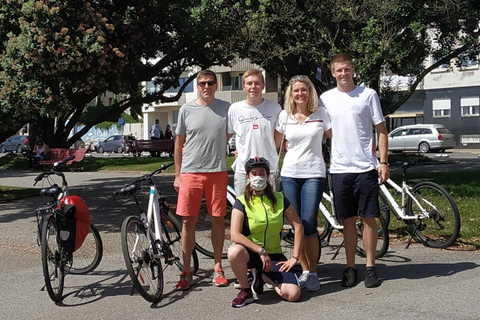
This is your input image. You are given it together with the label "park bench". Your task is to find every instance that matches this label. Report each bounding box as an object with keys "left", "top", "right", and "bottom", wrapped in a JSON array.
[
  {"left": 37, "top": 148, "right": 87, "bottom": 171},
  {"left": 134, "top": 139, "right": 174, "bottom": 157}
]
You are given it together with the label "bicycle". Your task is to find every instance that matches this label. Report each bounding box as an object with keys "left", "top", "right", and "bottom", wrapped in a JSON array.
[
  {"left": 282, "top": 173, "right": 390, "bottom": 261},
  {"left": 33, "top": 155, "right": 103, "bottom": 302},
  {"left": 115, "top": 161, "right": 199, "bottom": 303},
  {"left": 194, "top": 185, "right": 236, "bottom": 259},
  {"left": 378, "top": 159, "right": 460, "bottom": 249}
]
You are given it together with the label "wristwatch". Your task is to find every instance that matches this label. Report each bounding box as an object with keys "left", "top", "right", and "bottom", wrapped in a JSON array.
[{"left": 259, "top": 248, "right": 266, "bottom": 255}]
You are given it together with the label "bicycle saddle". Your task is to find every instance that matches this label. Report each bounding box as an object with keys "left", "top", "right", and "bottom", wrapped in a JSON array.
[{"left": 40, "top": 184, "right": 62, "bottom": 197}]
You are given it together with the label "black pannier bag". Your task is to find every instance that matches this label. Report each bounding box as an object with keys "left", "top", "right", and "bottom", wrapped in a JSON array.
[{"left": 56, "top": 204, "right": 77, "bottom": 259}]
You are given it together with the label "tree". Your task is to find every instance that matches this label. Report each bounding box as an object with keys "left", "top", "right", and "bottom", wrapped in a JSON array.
[
  {"left": 206, "top": 0, "right": 480, "bottom": 114},
  {"left": 0, "top": 0, "right": 232, "bottom": 146}
]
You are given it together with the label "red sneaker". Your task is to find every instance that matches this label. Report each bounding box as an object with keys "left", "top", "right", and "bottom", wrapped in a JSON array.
[
  {"left": 175, "top": 271, "right": 193, "bottom": 290},
  {"left": 213, "top": 268, "right": 228, "bottom": 287}
]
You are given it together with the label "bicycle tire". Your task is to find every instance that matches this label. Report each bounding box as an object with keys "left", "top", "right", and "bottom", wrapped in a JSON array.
[
  {"left": 162, "top": 210, "right": 199, "bottom": 275},
  {"left": 194, "top": 196, "right": 234, "bottom": 259},
  {"left": 318, "top": 197, "right": 333, "bottom": 242},
  {"left": 281, "top": 219, "right": 321, "bottom": 264},
  {"left": 41, "top": 215, "right": 65, "bottom": 302},
  {"left": 378, "top": 192, "right": 391, "bottom": 227},
  {"left": 355, "top": 214, "right": 390, "bottom": 259},
  {"left": 69, "top": 224, "right": 103, "bottom": 274},
  {"left": 407, "top": 181, "right": 460, "bottom": 248},
  {"left": 121, "top": 216, "right": 163, "bottom": 303}
]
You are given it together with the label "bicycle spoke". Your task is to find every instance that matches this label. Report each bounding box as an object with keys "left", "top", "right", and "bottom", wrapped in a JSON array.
[{"left": 408, "top": 181, "right": 460, "bottom": 248}]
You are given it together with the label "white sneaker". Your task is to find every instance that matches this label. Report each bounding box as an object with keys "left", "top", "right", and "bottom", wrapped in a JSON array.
[
  {"left": 298, "top": 272, "right": 309, "bottom": 289},
  {"left": 305, "top": 274, "right": 321, "bottom": 292}
]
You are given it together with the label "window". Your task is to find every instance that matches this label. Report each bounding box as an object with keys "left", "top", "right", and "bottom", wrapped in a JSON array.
[
  {"left": 172, "top": 110, "right": 179, "bottom": 124},
  {"left": 165, "top": 78, "right": 193, "bottom": 93},
  {"left": 461, "top": 96, "right": 480, "bottom": 116},
  {"left": 221, "top": 73, "right": 242, "bottom": 91},
  {"left": 458, "top": 53, "right": 478, "bottom": 69},
  {"left": 432, "top": 98, "right": 451, "bottom": 117},
  {"left": 145, "top": 77, "right": 194, "bottom": 94},
  {"left": 431, "top": 56, "right": 449, "bottom": 71}
]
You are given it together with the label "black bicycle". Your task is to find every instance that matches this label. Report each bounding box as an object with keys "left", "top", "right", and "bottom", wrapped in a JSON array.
[{"left": 33, "top": 155, "right": 103, "bottom": 302}]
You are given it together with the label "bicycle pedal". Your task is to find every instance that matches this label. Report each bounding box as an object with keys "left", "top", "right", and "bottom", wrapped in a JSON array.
[{"left": 166, "top": 256, "right": 179, "bottom": 263}]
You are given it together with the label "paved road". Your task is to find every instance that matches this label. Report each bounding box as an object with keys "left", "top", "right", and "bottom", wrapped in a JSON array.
[{"left": 1, "top": 163, "right": 479, "bottom": 319}]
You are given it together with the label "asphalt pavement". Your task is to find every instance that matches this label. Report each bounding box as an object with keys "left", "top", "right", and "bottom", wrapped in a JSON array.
[{"left": 1, "top": 155, "right": 480, "bottom": 319}]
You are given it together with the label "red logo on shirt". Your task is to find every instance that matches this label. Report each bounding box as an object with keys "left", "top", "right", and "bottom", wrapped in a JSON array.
[{"left": 253, "top": 124, "right": 259, "bottom": 129}]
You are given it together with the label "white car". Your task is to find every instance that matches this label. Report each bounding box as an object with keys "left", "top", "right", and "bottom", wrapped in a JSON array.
[{"left": 388, "top": 124, "right": 455, "bottom": 153}]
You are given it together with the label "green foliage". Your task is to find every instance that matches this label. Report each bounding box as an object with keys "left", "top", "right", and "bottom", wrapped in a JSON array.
[
  {"left": 0, "top": 0, "right": 232, "bottom": 146},
  {"left": 209, "top": 0, "right": 479, "bottom": 111}
]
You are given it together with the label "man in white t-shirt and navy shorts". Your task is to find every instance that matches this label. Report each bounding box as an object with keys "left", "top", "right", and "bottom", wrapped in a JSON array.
[
  {"left": 227, "top": 69, "right": 282, "bottom": 196},
  {"left": 320, "top": 53, "right": 390, "bottom": 289},
  {"left": 174, "top": 70, "right": 230, "bottom": 290}
]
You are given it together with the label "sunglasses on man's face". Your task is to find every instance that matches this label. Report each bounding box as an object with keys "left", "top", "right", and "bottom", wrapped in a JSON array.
[{"left": 197, "top": 81, "right": 217, "bottom": 87}]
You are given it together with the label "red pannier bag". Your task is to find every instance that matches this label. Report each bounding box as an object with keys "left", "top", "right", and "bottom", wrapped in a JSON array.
[{"left": 60, "top": 195, "right": 91, "bottom": 251}]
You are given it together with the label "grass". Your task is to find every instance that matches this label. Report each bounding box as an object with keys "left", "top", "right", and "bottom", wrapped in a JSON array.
[
  {"left": 1, "top": 152, "right": 478, "bottom": 249},
  {"left": 0, "top": 185, "right": 38, "bottom": 202}
]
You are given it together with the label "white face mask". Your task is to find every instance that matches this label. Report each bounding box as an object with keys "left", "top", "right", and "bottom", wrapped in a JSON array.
[{"left": 249, "top": 175, "right": 268, "bottom": 191}]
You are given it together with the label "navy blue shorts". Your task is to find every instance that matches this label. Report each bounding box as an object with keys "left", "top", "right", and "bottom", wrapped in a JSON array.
[
  {"left": 246, "top": 249, "right": 299, "bottom": 286},
  {"left": 331, "top": 170, "right": 380, "bottom": 220}
]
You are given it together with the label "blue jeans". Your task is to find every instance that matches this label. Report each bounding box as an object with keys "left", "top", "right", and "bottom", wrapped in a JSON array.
[{"left": 281, "top": 177, "right": 325, "bottom": 238}]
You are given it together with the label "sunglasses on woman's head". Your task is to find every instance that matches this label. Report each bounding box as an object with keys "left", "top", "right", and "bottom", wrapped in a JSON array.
[{"left": 289, "top": 75, "right": 309, "bottom": 84}]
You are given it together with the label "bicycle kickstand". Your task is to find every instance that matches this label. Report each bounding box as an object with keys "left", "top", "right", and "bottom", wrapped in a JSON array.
[
  {"left": 332, "top": 239, "right": 344, "bottom": 260},
  {"left": 405, "top": 224, "right": 420, "bottom": 249}
]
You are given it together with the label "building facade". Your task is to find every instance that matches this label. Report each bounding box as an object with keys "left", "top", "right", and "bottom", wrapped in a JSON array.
[
  {"left": 388, "top": 55, "right": 480, "bottom": 149},
  {"left": 141, "top": 59, "right": 279, "bottom": 140}
]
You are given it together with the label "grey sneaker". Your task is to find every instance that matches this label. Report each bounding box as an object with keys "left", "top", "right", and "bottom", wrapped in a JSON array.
[
  {"left": 298, "top": 272, "right": 309, "bottom": 289},
  {"left": 341, "top": 267, "right": 358, "bottom": 287},
  {"left": 364, "top": 267, "right": 380, "bottom": 288},
  {"left": 305, "top": 274, "right": 321, "bottom": 292}
]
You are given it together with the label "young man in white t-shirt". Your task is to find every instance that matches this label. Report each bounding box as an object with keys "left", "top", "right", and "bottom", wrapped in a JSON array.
[
  {"left": 227, "top": 69, "right": 282, "bottom": 196},
  {"left": 320, "top": 53, "right": 389, "bottom": 288}
]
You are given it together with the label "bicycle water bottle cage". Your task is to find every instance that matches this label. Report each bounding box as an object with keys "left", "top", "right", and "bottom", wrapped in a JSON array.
[{"left": 40, "top": 184, "right": 62, "bottom": 198}]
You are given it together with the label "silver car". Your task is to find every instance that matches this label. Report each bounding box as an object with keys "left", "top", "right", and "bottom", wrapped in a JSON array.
[{"left": 388, "top": 124, "right": 455, "bottom": 153}]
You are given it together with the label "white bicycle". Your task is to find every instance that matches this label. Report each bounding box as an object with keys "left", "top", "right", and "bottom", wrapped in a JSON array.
[
  {"left": 378, "top": 160, "right": 460, "bottom": 249},
  {"left": 116, "top": 162, "right": 198, "bottom": 303},
  {"left": 282, "top": 173, "right": 390, "bottom": 260}
]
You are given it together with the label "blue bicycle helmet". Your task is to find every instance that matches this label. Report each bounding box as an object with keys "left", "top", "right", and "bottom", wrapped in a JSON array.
[{"left": 245, "top": 156, "right": 270, "bottom": 175}]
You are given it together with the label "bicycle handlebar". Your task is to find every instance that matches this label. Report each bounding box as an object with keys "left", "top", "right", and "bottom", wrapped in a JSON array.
[
  {"left": 114, "top": 161, "right": 175, "bottom": 196},
  {"left": 33, "top": 155, "right": 74, "bottom": 186}
]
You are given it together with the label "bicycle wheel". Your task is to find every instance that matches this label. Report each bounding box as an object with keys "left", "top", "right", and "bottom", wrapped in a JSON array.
[
  {"left": 162, "top": 210, "right": 199, "bottom": 275},
  {"left": 41, "top": 215, "right": 65, "bottom": 302},
  {"left": 69, "top": 224, "right": 103, "bottom": 274},
  {"left": 281, "top": 219, "right": 321, "bottom": 264},
  {"left": 121, "top": 216, "right": 163, "bottom": 303},
  {"left": 195, "top": 196, "right": 234, "bottom": 259},
  {"left": 407, "top": 181, "right": 460, "bottom": 248},
  {"left": 355, "top": 214, "right": 389, "bottom": 259},
  {"left": 318, "top": 197, "right": 333, "bottom": 241},
  {"left": 378, "top": 192, "right": 391, "bottom": 227}
]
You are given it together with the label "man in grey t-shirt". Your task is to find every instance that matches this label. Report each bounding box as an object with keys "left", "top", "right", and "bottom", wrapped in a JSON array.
[{"left": 174, "top": 70, "right": 230, "bottom": 290}]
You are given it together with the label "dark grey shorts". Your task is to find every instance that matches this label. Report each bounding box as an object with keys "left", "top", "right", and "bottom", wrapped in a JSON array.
[{"left": 331, "top": 170, "right": 380, "bottom": 220}]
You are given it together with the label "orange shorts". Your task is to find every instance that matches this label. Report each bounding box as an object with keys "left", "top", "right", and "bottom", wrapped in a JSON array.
[{"left": 176, "top": 172, "right": 228, "bottom": 217}]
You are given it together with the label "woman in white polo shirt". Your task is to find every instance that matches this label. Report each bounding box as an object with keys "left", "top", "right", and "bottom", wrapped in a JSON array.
[{"left": 276, "top": 75, "right": 331, "bottom": 292}]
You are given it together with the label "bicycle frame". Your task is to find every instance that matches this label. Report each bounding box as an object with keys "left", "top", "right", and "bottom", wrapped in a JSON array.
[{"left": 379, "top": 178, "right": 433, "bottom": 220}]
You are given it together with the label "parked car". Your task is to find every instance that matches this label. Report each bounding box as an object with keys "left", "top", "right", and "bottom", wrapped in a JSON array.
[
  {"left": 388, "top": 124, "right": 455, "bottom": 153},
  {"left": 97, "top": 135, "right": 136, "bottom": 153},
  {"left": 227, "top": 136, "right": 236, "bottom": 154},
  {"left": 0, "top": 135, "right": 29, "bottom": 153}
]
